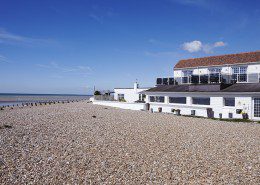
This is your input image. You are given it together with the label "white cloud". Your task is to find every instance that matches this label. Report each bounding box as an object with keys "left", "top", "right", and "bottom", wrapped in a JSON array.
[
  {"left": 182, "top": 40, "right": 227, "bottom": 53},
  {"left": 182, "top": 40, "right": 202, "bottom": 53},
  {"left": 0, "top": 55, "right": 9, "bottom": 63},
  {"left": 0, "top": 28, "right": 57, "bottom": 46},
  {"left": 214, "top": 41, "right": 226, "bottom": 47}
]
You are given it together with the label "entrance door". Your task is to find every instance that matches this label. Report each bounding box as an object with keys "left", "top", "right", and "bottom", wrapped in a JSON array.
[{"left": 254, "top": 98, "right": 260, "bottom": 118}]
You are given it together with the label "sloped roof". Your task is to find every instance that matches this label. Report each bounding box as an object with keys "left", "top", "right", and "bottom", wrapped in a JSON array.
[
  {"left": 145, "top": 83, "right": 260, "bottom": 93},
  {"left": 145, "top": 84, "right": 231, "bottom": 92},
  {"left": 221, "top": 83, "right": 260, "bottom": 92},
  {"left": 174, "top": 51, "right": 260, "bottom": 69}
]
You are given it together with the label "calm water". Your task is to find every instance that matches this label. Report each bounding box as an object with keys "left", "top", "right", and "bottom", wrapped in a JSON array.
[{"left": 0, "top": 93, "right": 91, "bottom": 107}]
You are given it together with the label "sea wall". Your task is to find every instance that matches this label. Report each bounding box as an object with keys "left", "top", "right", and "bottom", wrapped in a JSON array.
[{"left": 93, "top": 101, "right": 146, "bottom": 111}]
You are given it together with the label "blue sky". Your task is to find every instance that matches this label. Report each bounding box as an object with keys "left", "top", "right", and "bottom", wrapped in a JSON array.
[{"left": 0, "top": 0, "right": 259, "bottom": 94}]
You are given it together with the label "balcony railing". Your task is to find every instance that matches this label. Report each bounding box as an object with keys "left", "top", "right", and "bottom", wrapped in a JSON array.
[{"left": 156, "top": 73, "right": 260, "bottom": 86}]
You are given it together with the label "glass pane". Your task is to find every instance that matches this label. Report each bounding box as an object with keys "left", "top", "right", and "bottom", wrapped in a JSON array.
[
  {"left": 169, "top": 78, "right": 174, "bottom": 85},
  {"left": 163, "top": 78, "right": 168, "bottom": 85},
  {"left": 224, "top": 98, "right": 235, "bottom": 106},
  {"left": 156, "top": 78, "right": 162, "bottom": 85},
  {"left": 192, "top": 97, "right": 210, "bottom": 105},
  {"left": 240, "top": 67, "right": 247, "bottom": 74},
  {"left": 169, "top": 97, "right": 186, "bottom": 104},
  {"left": 150, "top": 96, "right": 155, "bottom": 102}
]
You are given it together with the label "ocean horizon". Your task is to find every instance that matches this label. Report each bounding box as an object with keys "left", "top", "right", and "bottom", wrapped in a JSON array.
[{"left": 0, "top": 93, "right": 91, "bottom": 106}]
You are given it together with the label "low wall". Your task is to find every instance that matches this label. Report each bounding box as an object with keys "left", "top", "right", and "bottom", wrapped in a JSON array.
[{"left": 93, "top": 101, "right": 146, "bottom": 111}]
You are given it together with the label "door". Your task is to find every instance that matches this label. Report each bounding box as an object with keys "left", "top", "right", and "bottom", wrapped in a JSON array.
[{"left": 254, "top": 98, "right": 260, "bottom": 119}]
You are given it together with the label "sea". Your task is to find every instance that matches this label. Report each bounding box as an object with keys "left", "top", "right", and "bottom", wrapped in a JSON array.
[{"left": 0, "top": 93, "right": 91, "bottom": 107}]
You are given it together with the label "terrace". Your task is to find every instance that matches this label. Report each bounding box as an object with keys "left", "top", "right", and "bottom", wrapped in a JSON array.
[{"left": 156, "top": 72, "right": 260, "bottom": 86}]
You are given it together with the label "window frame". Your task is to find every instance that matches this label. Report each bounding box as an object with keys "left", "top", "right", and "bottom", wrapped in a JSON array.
[
  {"left": 232, "top": 66, "right": 248, "bottom": 82},
  {"left": 224, "top": 97, "right": 235, "bottom": 107},
  {"left": 208, "top": 67, "right": 222, "bottom": 74},
  {"left": 169, "top": 97, "right": 187, "bottom": 104},
  {"left": 192, "top": 97, "right": 210, "bottom": 105},
  {"left": 118, "top": 94, "right": 125, "bottom": 100},
  {"left": 149, "top": 96, "right": 165, "bottom": 103}
]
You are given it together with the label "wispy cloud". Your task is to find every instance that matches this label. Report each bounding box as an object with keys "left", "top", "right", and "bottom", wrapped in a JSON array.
[
  {"left": 0, "top": 28, "right": 57, "bottom": 46},
  {"left": 148, "top": 38, "right": 167, "bottom": 46},
  {"left": 36, "top": 62, "right": 92, "bottom": 74},
  {"left": 182, "top": 40, "right": 227, "bottom": 54},
  {"left": 0, "top": 54, "right": 9, "bottom": 63},
  {"left": 89, "top": 14, "right": 103, "bottom": 24},
  {"left": 89, "top": 4, "right": 117, "bottom": 23},
  {"left": 168, "top": 0, "right": 215, "bottom": 8}
]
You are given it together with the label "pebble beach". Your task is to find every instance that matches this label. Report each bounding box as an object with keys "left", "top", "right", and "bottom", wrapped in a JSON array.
[{"left": 0, "top": 101, "right": 260, "bottom": 184}]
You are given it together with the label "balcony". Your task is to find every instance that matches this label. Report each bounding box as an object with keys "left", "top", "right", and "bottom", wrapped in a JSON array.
[{"left": 156, "top": 73, "right": 260, "bottom": 86}]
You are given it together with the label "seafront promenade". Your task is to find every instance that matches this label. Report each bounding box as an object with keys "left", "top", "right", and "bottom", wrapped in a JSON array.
[{"left": 0, "top": 101, "right": 259, "bottom": 184}]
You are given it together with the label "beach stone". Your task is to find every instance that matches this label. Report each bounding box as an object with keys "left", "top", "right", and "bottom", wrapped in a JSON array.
[{"left": 0, "top": 101, "right": 259, "bottom": 184}]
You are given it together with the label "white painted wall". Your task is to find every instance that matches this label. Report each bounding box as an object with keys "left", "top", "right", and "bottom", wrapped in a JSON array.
[
  {"left": 114, "top": 83, "right": 148, "bottom": 103},
  {"left": 93, "top": 101, "right": 146, "bottom": 110},
  {"left": 174, "top": 62, "right": 260, "bottom": 77},
  {"left": 145, "top": 92, "right": 260, "bottom": 121}
]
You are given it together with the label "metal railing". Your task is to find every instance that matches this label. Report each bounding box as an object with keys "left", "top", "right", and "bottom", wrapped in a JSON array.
[{"left": 156, "top": 73, "right": 260, "bottom": 85}]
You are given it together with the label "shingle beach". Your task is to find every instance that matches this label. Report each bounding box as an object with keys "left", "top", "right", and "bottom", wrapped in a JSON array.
[{"left": 0, "top": 101, "right": 259, "bottom": 184}]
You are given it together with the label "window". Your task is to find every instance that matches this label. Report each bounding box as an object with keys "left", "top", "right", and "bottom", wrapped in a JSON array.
[
  {"left": 149, "top": 96, "right": 165, "bottom": 103},
  {"left": 232, "top": 66, "right": 248, "bottom": 82},
  {"left": 254, "top": 98, "right": 260, "bottom": 117},
  {"left": 163, "top": 78, "right": 169, "bottom": 85},
  {"left": 208, "top": 68, "right": 222, "bottom": 73},
  {"left": 182, "top": 70, "right": 193, "bottom": 84},
  {"left": 224, "top": 98, "right": 235, "bottom": 107},
  {"left": 139, "top": 94, "right": 146, "bottom": 101},
  {"left": 192, "top": 97, "right": 210, "bottom": 105},
  {"left": 118, "top": 94, "right": 124, "bottom": 101},
  {"left": 209, "top": 68, "right": 222, "bottom": 83},
  {"left": 156, "top": 78, "right": 163, "bottom": 85},
  {"left": 183, "top": 70, "right": 193, "bottom": 76},
  {"left": 169, "top": 97, "right": 186, "bottom": 104}
]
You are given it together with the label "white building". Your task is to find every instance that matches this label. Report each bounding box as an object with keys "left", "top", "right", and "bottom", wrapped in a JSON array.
[
  {"left": 144, "top": 51, "right": 260, "bottom": 121},
  {"left": 114, "top": 82, "right": 149, "bottom": 103}
]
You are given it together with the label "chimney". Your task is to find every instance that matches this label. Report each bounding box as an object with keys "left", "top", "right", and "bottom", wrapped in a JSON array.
[{"left": 134, "top": 82, "right": 139, "bottom": 91}]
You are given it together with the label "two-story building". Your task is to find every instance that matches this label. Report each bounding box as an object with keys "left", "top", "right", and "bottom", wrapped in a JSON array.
[{"left": 143, "top": 51, "right": 260, "bottom": 121}]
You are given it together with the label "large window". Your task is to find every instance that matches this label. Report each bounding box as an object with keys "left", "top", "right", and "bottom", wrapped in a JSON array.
[
  {"left": 192, "top": 97, "right": 210, "bottom": 105},
  {"left": 149, "top": 96, "right": 165, "bottom": 103},
  {"left": 182, "top": 70, "right": 193, "bottom": 84},
  {"left": 232, "top": 66, "right": 247, "bottom": 82},
  {"left": 169, "top": 97, "right": 186, "bottom": 104},
  {"left": 224, "top": 98, "right": 235, "bottom": 107},
  {"left": 209, "top": 68, "right": 222, "bottom": 83}
]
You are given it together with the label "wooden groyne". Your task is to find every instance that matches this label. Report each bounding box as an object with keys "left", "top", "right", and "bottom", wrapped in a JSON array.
[{"left": 0, "top": 99, "right": 91, "bottom": 111}]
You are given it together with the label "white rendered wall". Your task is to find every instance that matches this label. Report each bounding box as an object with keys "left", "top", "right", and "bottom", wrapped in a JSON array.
[
  {"left": 146, "top": 93, "right": 260, "bottom": 120},
  {"left": 93, "top": 101, "right": 146, "bottom": 110},
  {"left": 114, "top": 88, "right": 147, "bottom": 103},
  {"left": 174, "top": 62, "right": 260, "bottom": 77}
]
